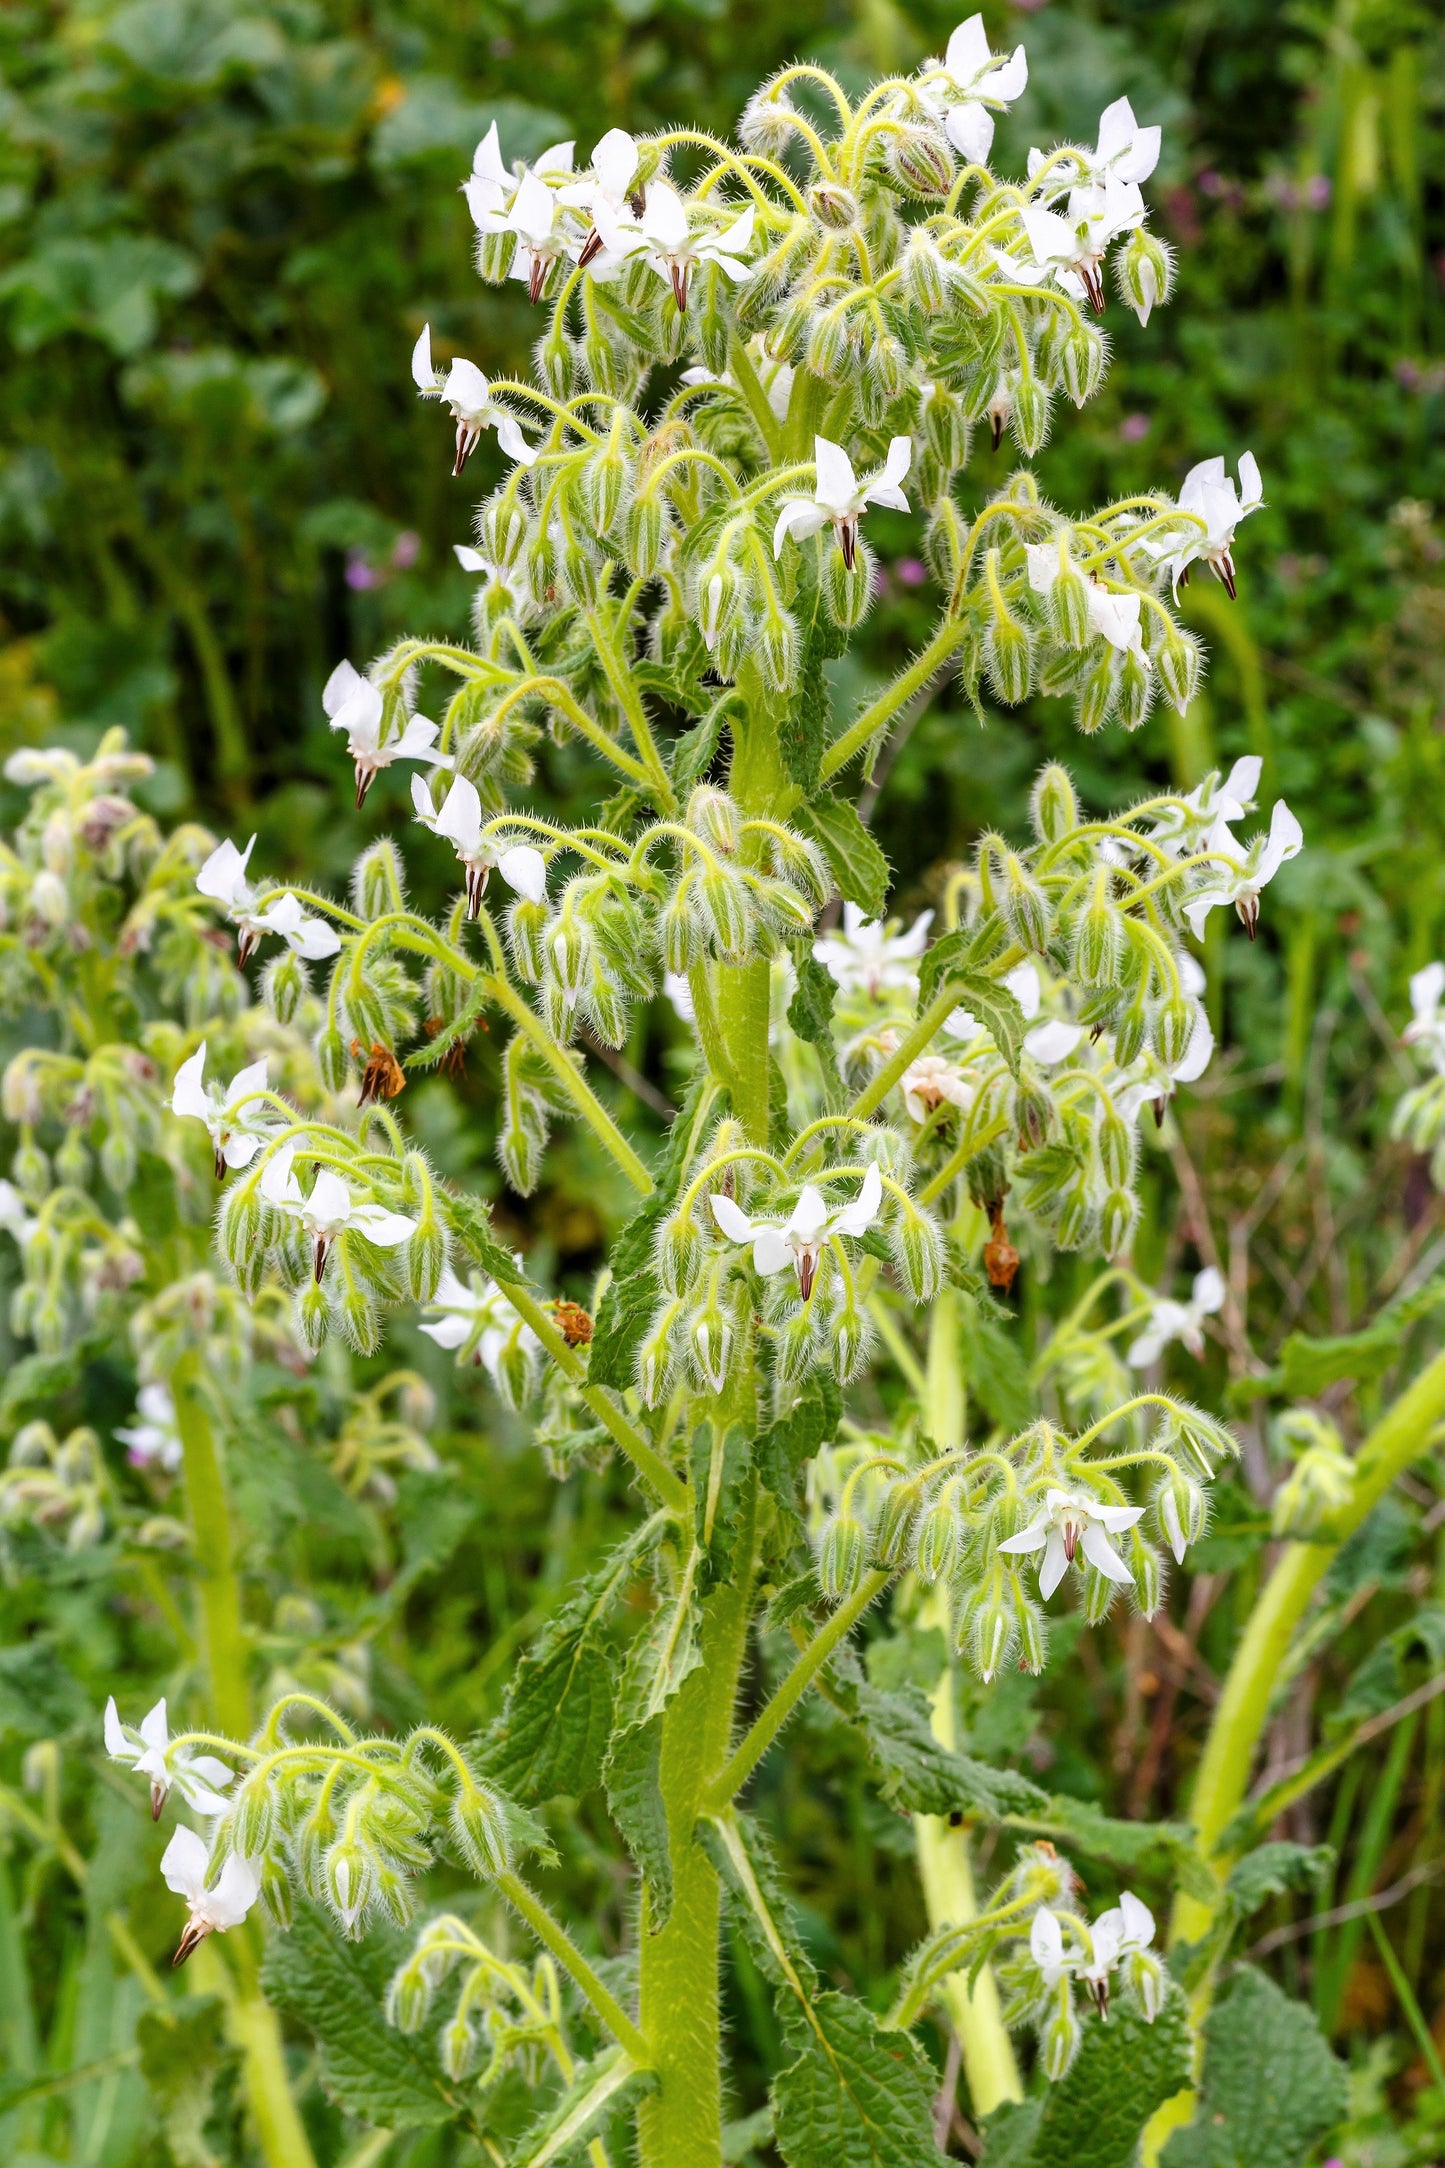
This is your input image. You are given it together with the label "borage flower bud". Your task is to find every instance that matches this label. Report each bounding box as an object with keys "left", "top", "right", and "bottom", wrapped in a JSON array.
[
  {"left": 915, "top": 1497, "right": 959, "bottom": 1584},
  {"left": 1157, "top": 624, "right": 1203, "bottom": 715},
  {"left": 440, "top": 2014, "right": 480, "bottom": 2082},
  {"left": 775, "top": 1307, "right": 817, "bottom": 1385},
  {"left": 1015, "top": 1596, "right": 1046, "bottom": 1676},
  {"left": 452, "top": 1777, "right": 512, "bottom": 1878},
  {"left": 622, "top": 492, "right": 668, "bottom": 579},
  {"left": 637, "top": 1302, "right": 680, "bottom": 1408},
  {"left": 698, "top": 868, "right": 751, "bottom": 962},
  {"left": 1098, "top": 1113, "right": 1134, "bottom": 1186},
  {"left": 324, "top": 1840, "right": 372, "bottom": 1933},
  {"left": 822, "top": 540, "right": 874, "bottom": 630},
  {"left": 689, "top": 1300, "right": 733, "bottom": 1395},
  {"left": 1030, "top": 763, "right": 1079, "bottom": 846},
  {"left": 1055, "top": 1178, "right": 1092, "bottom": 1250},
  {"left": 828, "top": 1300, "right": 868, "bottom": 1384},
  {"left": 297, "top": 1281, "right": 330, "bottom": 1354},
  {"left": 339, "top": 1281, "right": 380, "bottom": 1355},
  {"left": 904, "top": 233, "right": 950, "bottom": 317},
  {"left": 1155, "top": 993, "right": 1196, "bottom": 1068},
  {"left": 1012, "top": 378, "right": 1051, "bottom": 456},
  {"left": 818, "top": 1510, "right": 867, "bottom": 1599},
  {"left": 1117, "top": 227, "right": 1174, "bottom": 327},
  {"left": 1115, "top": 646, "right": 1154, "bottom": 731},
  {"left": 656, "top": 1209, "right": 704, "bottom": 1295},
  {"left": 1041, "top": 1990, "right": 1080, "bottom": 2081},
  {"left": 1128, "top": 1947, "right": 1166, "bottom": 2022},
  {"left": 1074, "top": 870, "right": 1124, "bottom": 987},
  {"left": 890, "top": 1204, "right": 944, "bottom": 1303},
  {"left": 970, "top": 1596, "right": 1015, "bottom": 1683},
  {"left": 689, "top": 785, "right": 740, "bottom": 856},
  {"left": 507, "top": 896, "right": 548, "bottom": 983},
  {"left": 535, "top": 320, "right": 574, "bottom": 398},
  {"left": 920, "top": 379, "right": 968, "bottom": 468},
  {"left": 387, "top": 1962, "right": 433, "bottom": 2035},
  {"left": 661, "top": 886, "right": 704, "bottom": 975},
  {"left": 1060, "top": 323, "right": 1108, "bottom": 406},
  {"left": 581, "top": 445, "right": 627, "bottom": 538},
  {"left": 1154, "top": 1467, "right": 1207, "bottom": 1564},
  {"left": 984, "top": 613, "right": 1034, "bottom": 708},
  {"left": 1100, "top": 1187, "right": 1137, "bottom": 1260},
  {"left": 1000, "top": 852, "right": 1052, "bottom": 951},
  {"left": 229, "top": 1776, "right": 274, "bottom": 1856},
  {"left": 262, "top": 949, "right": 306, "bottom": 1027},
  {"left": 872, "top": 1483, "right": 919, "bottom": 1568},
  {"left": 808, "top": 181, "right": 859, "bottom": 231},
  {"left": 886, "top": 125, "right": 955, "bottom": 201},
  {"left": 1129, "top": 1532, "right": 1164, "bottom": 1618}
]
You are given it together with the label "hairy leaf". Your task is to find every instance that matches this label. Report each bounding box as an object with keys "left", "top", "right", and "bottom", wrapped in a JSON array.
[
  {"left": 614, "top": 1579, "right": 702, "bottom": 1733},
  {"left": 261, "top": 1907, "right": 461, "bottom": 2131},
  {"left": 778, "top": 581, "right": 846, "bottom": 796},
  {"left": 1007, "top": 1982, "right": 1193, "bottom": 2168},
  {"left": 772, "top": 1994, "right": 940, "bottom": 2168},
  {"left": 959, "top": 1297, "right": 1033, "bottom": 1433},
  {"left": 797, "top": 794, "right": 890, "bottom": 919},
  {"left": 517, "top": 2046, "right": 654, "bottom": 2167},
  {"left": 1160, "top": 1967, "right": 1346, "bottom": 2168},
  {"left": 440, "top": 1185, "right": 518, "bottom": 1283},
  {"left": 925, "top": 968, "right": 1027, "bottom": 1080},
  {"left": 603, "top": 1714, "right": 673, "bottom": 1930},
  {"left": 1223, "top": 1841, "right": 1333, "bottom": 1919},
  {"left": 787, "top": 948, "right": 844, "bottom": 1109},
  {"left": 690, "top": 1420, "right": 751, "bottom": 1586},
  {"left": 757, "top": 1371, "right": 842, "bottom": 1508},
  {"left": 589, "top": 1072, "right": 718, "bottom": 1390},
  {"left": 699, "top": 1810, "right": 819, "bottom": 1998}
]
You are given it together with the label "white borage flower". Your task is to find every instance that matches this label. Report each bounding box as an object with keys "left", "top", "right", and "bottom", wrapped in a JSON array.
[
  {"left": 259, "top": 1142, "right": 417, "bottom": 1282},
  {"left": 773, "top": 435, "right": 912, "bottom": 571},
  {"left": 410, "top": 327, "right": 537, "bottom": 478},
  {"left": 324, "top": 656, "right": 451, "bottom": 809},
  {"left": 1154, "top": 452, "right": 1263, "bottom": 600},
  {"left": 1182, "top": 798, "right": 1302, "bottom": 941},
  {"left": 170, "top": 1042, "right": 273, "bottom": 1178},
  {"left": 1128, "top": 1265, "right": 1226, "bottom": 1369},
  {"left": 594, "top": 182, "right": 756, "bottom": 311},
  {"left": 419, "top": 1262, "right": 538, "bottom": 1382},
  {"left": 104, "top": 1695, "right": 236, "bottom": 1819},
  {"left": 814, "top": 901, "right": 934, "bottom": 1000},
  {"left": 464, "top": 128, "right": 575, "bottom": 236},
  {"left": 1025, "top": 545, "right": 1147, "bottom": 658},
  {"left": 918, "top": 14, "right": 1029, "bottom": 167},
  {"left": 710, "top": 1162, "right": 883, "bottom": 1302},
  {"left": 115, "top": 1383, "right": 184, "bottom": 1474},
  {"left": 999, "top": 1484, "right": 1145, "bottom": 1599},
  {"left": 1028, "top": 96, "right": 1161, "bottom": 197},
  {"left": 1147, "top": 755, "right": 1262, "bottom": 859},
  {"left": 506, "top": 167, "right": 578, "bottom": 303},
  {"left": 195, "top": 836, "right": 342, "bottom": 968},
  {"left": 160, "top": 1825, "right": 262, "bottom": 1965},
  {"left": 901, "top": 1053, "right": 974, "bottom": 1124},
  {"left": 1029, "top": 1905, "right": 1077, "bottom": 1992},
  {"left": 1016, "top": 176, "right": 1148, "bottom": 313},
  {"left": 1078, "top": 1890, "right": 1157, "bottom": 2017},
  {"left": 1404, "top": 962, "right": 1445, "bottom": 1075},
  {"left": 410, "top": 773, "right": 547, "bottom": 918},
  {"left": 558, "top": 127, "right": 644, "bottom": 266},
  {"left": 0, "top": 1178, "right": 37, "bottom": 1248}
]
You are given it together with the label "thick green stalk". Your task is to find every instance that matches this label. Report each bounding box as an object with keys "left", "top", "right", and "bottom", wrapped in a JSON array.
[
  {"left": 1143, "top": 1344, "right": 1445, "bottom": 2163},
  {"left": 171, "top": 1351, "right": 316, "bottom": 2168},
  {"left": 636, "top": 1484, "right": 757, "bottom": 2168},
  {"left": 915, "top": 1292, "right": 1022, "bottom": 2118}
]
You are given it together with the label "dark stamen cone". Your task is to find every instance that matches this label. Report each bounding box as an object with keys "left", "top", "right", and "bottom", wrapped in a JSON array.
[
  {"left": 839, "top": 521, "right": 857, "bottom": 573},
  {"left": 797, "top": 1252, "right": 816, "bottom": 1302},
  {"left": 991, "top": 414, "right": 1004, "bottom": 452},
  {"left": 578, "top": 227, "right": 604, "bottom": 268},
  {"left": 529, "top": 258, "right": 548, "bottom": 305},
  {"left": 173, "top": 1919, "right": 209, "bottom": 1967},
  {"left": 355, "top": 765, "right": 375, "bottom": 810},
  {"left": 313, "top": 1236, "right": 331, "bottom": 1283},
  {"left": 670, "top": 263, "right": 689, "bottom": 313}
]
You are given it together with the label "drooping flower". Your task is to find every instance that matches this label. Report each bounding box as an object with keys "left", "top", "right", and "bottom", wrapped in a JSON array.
[
  {"left": 410, "top": 773, "right": 547, "bottom": 917},
  {"left": 814, "top": 901, "right": 934, "bottom": 999},
  {"left": 1025, "top": 546, "right": 1147, "bottom": 656},
  {"left": 115, "top": 1384, "right": 184, "bottom": 1474},
  {"left": 454, "top": 541, "right": 531, "bottom": 613},
  {"left": 919, "top": 15, "right": 1029, "bottom": 166},
  {"left": 160, "top": 1825, "right": 261, "bottom": 1964},
  {"left": 1403, "top": 962, "right": 1445, "bottom": 1075},
  {"left": 773, "top": 436, "right": 912, "bottom": 571},
  {"left": 1155, "top": 453, "right": 1263, "bottom": 599},
  {"left": 170, "top": 1042, "right": 273, "bottom": 1178},
  {"left": 419, "top": 1263, "right": 538, "bottom": 1383},
  {"left": 1030, "top": 1905, "right": 1075, "bottom": 1991},
  {"left": 560, "top": 127, "right": 644, "bottom": 265},
  {"left": 710, "top": 1162, "right": 884, "bottom": 1301},
  {"left": 1017, "top": 177, "right": 1148, "bottom": 312},
  {"left": 1182, "top": 798, "right": 1302, "bottom": 940},
  {"left": 1078, "top": 1891, "right": 1157, "bottom": 2016},
  {"left": 104, "top": 1696, "right": 236, "bottom": 1819},
  {"left": 506, "top": 168, "right": 577, "bottom": 303},
  {"left": 1128, "top": 1265, "right": 1226, "bottom": 1369},
  {"left": 196, "top": 837, "right": 341, "bottom": 968},
  {"left": 462, "top": 120, "right": 513, "bottom": 226},
  {"left": 0, "top": 1179, "right": 37, "bottom": 1248},
  {"left": 323, "top": 657, "right": 449, "bottom": 808},
  {"left": 595, "top": 183, "right": 755, "bottom": 311},
  {"left": 259, "top": 1143, "right": 416, "bottom": 1282},
  {"left": 999, "top": 1485, "right": 1144, "bottom": 1599},
  {"left": 1116, "top": 999, "right": 1214, "bottom": 1128},
  {"left": 410, "top": 327, "right": 537, "bottom": 477}
]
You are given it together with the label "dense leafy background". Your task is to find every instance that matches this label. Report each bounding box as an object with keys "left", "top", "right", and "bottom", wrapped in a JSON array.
[{"left": 1, "top": 0, "right": 1443, "bottom": 2161}]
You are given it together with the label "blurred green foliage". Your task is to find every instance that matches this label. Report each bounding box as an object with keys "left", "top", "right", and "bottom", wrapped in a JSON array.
[{"left": 2, "top": 0, "right": 1445, "bottom": 2162}]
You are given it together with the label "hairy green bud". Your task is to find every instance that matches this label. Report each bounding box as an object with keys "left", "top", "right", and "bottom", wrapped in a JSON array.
[{"left": 818, "top": 1510, "right": 867, "bottom": 1598}]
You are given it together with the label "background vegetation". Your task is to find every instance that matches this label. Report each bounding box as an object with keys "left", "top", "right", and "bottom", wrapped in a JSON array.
[{"left": 0, "top": 0, "right": 1442, "bottom": 2161}]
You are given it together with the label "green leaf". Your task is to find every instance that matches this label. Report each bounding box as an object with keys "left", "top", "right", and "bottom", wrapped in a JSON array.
[
  {"left": 923, "top": 968, "right": 1027, "bottom": 1080},
  {"left": 603, "top": 1714, "right": 673, "bottom": 1929},
  {"left": 757, "top": 1371, "right": 842, "bottom": 1509},
  {"left": 843, "top": 1678, "right": 1051, "bottom": 1819},
  {"left": 771, "top": 1993, "right": 940, "bottom": 2168},
  {"left": 915, "top": 920, "right": 1002, "bottom": 1007},
  {"left": 778, "top": 580, "right": 846, "bottom": 795},
  {"left": 441, "top": 1185, "right": 519, "bottom": 1283},
  {"left": 1159, "top": 1968, "right": 1347, "bottom": 2168},
  {"left": 589, "top": 1072, "right": 717, "bottom": 1391},
  {"left": 1222, "top": 1841, "right": 1333, "bottom": 1920},
  {"left": 1326, "top": 1603, "right": 1445, "bottom": 1734},
  {"left": 136, "top": 1995, "right": 239, "bottom": 2168},
  {"left": 261, "top": 1906, "right": 462, "bottom": 2131},
  {"left": 614, "top": 1578, "right": 703, "bottom": 1732},
  {"left": 698, "top": 1810, "right": 818, "bottom": 1998},
  {"left": 959, "top": 1297, "right": 1033, "bottom": 1433},
  {"left": 787, "top": 948, "right": 844, "bottom": 1109},
  {"left": 690, "top": 1419, "right": 751, "bottom": 1585},
  {"left": 796, "top": 795, "right": 890, "bottom": 919},
  {"left": 1011, "top": 1981, "right": 1194, "bottom": 2168},
  {"left": 516, "top": 2046, "right": 654, "bottom": 2167},
  {"left": 669, "top": 697, "right": 731, "bottom": 795},
  {"left": 480, "top": 1524, "right": 655, "bottom": 1803}
]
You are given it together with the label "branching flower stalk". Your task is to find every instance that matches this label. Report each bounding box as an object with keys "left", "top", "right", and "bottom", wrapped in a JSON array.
[{"left": 0, "top": 25, "right": 1323, "bottom": 2165}]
